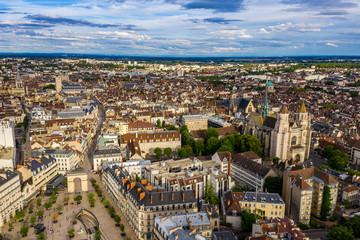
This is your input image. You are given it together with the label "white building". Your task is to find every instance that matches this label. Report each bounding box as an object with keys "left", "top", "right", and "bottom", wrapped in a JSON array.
[
  {"left": 0, "top": 170, "right": 23, "bottom": 227},
  {"left": 0, "top": 120, "right": 15, "bottom": 148},
  {"left": 93, "top": 147, "right": 122, "bottom": 172},
  {"left": 31, "top": 107, "right": 51, "bottom": 120},
  {"left": 34, "top": 149, "right": 75, "bottom": 175}
]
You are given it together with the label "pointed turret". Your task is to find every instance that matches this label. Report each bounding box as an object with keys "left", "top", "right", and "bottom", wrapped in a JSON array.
[
  {"left": 280, "top": 105, "right": 288, "bottom": 114},
  {"left": 260, "top": 77, "right": 269, "bottom": 118},
  {"left": 299, "top": 102, "right": 307, "bottom": 113}
]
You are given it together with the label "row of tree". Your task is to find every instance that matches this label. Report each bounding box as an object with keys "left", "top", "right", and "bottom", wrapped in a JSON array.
[{"left": 179, "top": 125, "right": 263, "bottom": 158}]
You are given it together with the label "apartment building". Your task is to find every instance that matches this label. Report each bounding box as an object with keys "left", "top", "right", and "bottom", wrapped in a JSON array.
[
  {"left": 222, "top": 191, "right": 285, "bottom": 228},
  {"left": 251, "top": 218, "right": 309, "bottom": 240},
  {"left": 342, "top": 185, "right": 359, "bottom": 206},
  {"left": 0, "top": 120, "right": 16, "bottom": 169},
  {"left": 17, "top": 156, "right": 58, "bottom": 204},
  {"left": 33, "top": 149, "right": 75, "bottom": 174},
  {"left": 120, "top": 131, "right": 181, "bottom": 156},
  {"left": 143, "top": 153, "right": 234, "bottom": 199},
  {"left": 154, "top": 212, "right": 215, "bottom": 240},
  {"left": 102, "top": 163, "right": 198, "bottom": 240},
  {"left": 93, "top": 147, "right": 122, "bottom": 171},
  {"left": 0, "top": 170, "right": 23, "bottom": 227},
  {"left": 283, "top": 167, "right": 339, "bottom": 225},
  {"left": 231, "top": 152, "right": 278, "bottom": 190},
  {"left": 180, "top": 115, "right": 208, "bottom": 131}
]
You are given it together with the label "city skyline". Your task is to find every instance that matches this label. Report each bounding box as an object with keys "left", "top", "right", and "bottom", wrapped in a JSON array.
[{"left": 0, "top": 0, "right": 359, "bottom": 56}]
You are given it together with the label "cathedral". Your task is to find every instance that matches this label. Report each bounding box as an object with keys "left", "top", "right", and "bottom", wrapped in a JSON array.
[{"left": 242, "top": 81, "right": 311, "bottom": 163}]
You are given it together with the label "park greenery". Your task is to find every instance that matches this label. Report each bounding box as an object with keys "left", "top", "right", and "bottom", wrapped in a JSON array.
[
  {"left": 178, "top": 125, "right": 262, "bottom": 158},
  {"left": 263, "top": 176, "right": 283, "bottom": 195},
  {"left": 327, "top": 216, "right": 360, "bottom": 240},
  {"left": 323, "top": 145, "right": 349, "bottom": 171}
]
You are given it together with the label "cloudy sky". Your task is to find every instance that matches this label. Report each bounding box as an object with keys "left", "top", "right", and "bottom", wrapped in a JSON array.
[{"left": 0, "top": 0, "right": 359, "bottom": 56}]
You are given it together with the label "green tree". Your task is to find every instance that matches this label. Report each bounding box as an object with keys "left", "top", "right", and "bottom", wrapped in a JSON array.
[
  {"left": 167, "top": 125, "right": 178, "bottom": 131},
  {"left": 30, "top": 215, "right": 36, "bottom": 226},
  {"left": 15, "top": 210, "right": 25, "bottom": 221},
  {"left": 156, "top": 119, "right": 161, "bottom": 128},
  {"left": 44, "top": 202, "right": 52, "bottom": 210},
  {"left": 22, "top": 134, "right": 26, "bottom": 144},
  {"left": 217, "top": 144, "right": 232, "bottom": 152},
  {"left": 37, "top": 210, "right": 44, "bottom": 218},
  {"left": 263, "top": 177, "right": 283, "bottom": 195},
  {"left": 162, "top": 120, "right": 166, "bottom": 128},
  {"left": 90, "top": 178, "right": 96, "bottom": 185},
  {"left": 343, "top": 199, "right": 351, "bottom": 208},
  {"left": 320, "top": 186, "right": 332, "bottom": 220},
  {"left": 205, "top": 181, "right": 220, "bottom": 205},
  {"left": 272, "top": 157, "right": 280, "bottom": 165},
  {"left": 23, "top": 116, "right": 29, "bottom": 129},
  {"left": 323, "top": 146, "right": 349, "bottom": 171},
  {"left": 114, "top": 215, "right": 121, "bottom": 226},
  {"left": 186, "top": 136, "right": 195, "bottom": 149},
  {"left": 89, "top": 198, "right": 96, "bottom": 207},
  {"left": 164, "top": 147, "right": 172, "bottom": 157},
  {"left": 232, "top": 186, "right": 243, "bottom": 192},
  {"left": 178, "top": 148, "right": 188, "bottom": 158},
  {"left": 327, "top": 225, "right": 355, "bottom": 240},
  {"left": 235, "top": 134, "right": 262, "bottom": 156},
  {"left": 205, "top": 137, "right": 221, "bottom": 155},
  {"left": 50, "top": 192, "right": 57, "bottom": 203},
  {"left": 180, "top": 125, "right": 188, "bottom": 134},
  {"left": 20, "top": 225, "right": 29, "bottom": 236},
  {"left": 183, "top": 145, "right": 193, "bottom": 156},
  {"left": 37, "top": 232, "right": 46, "bottom": 240},
  {"left": 344, "top": 215, "right": 360, "bottom": 238},
  {"left": 181, "top": 131, "right": 191, "bottom": 146},
  {"left": 194, "top": 139, "right": 205, "bottom": 156},
  {"left": 74, "top": 195, "right": 83, "bottom": 202},
  {"left": 154, "top": 147, "right": 162, "bottom": 159},
  {"left": 88, "top": 193, "right": 95, "bottom": 199},
  {"left": 68, "top": 229, "right": 75, "bottom": 238},
  {"left": 36, "top": 198, "right": 42, "bottom": 206},
  {"left": 102, "top": 199, "right": 110, "bottom": 208},
  {"left": 241, "top": 211, "right": 256, "bottom": 232},
  {"left": 205, "top": 127, "right": 219, "bottom": 143},
  {"left": 120, "top": 224, "right": 125, "bottom": 232},
  {"left": 94, "top": 230, "right": 102, "bottom": 240}
]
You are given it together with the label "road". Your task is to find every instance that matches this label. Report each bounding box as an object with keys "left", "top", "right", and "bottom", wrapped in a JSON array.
[{"left": 304, "top": 229, "right": 328, "bottom": 240}]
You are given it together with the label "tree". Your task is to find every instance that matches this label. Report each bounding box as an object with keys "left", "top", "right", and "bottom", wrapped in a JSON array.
[
  {"left": 235, "top": 134, "right": 262, "bottom": 156},
  {"left": 63, "top": 179, "right": 68, "bottom": 187},
  {"left": 37, "top": 232, "right": 46, "bottom": 240},
  {"left": 323, "top": 146, "right": 349, "bottom": 171},
  {"left": 88, "top": 193, "right": 95, "bottom": 199},
  {"left": 205, "top": 181, "right": 220, "bottom": 205},
  {"left": 36, "top": 198, "right": 42, "bottom": 206},
  {"left": 167, "top": 125, "right": 178, "bottom": 131},
  {"left": 20, "top": 225, "right": 29, "bottom": 236},
  {"left": 181, "top": 131, "right": 191, "bottom": 146},
  {"left": 232, "top": 186, "right": 243, "bottom": 192},
  {"left": 30, "top": 215, "right": 36, "bottom": 226},
  {"left": 180, "top": 125, "right": 188, "bottom": 134},
  {"left": 327, "top": 225, "right": 355, "bottom": 240},
  {"left": 94, "top": 230, "right": 102, "bottom": 240},
  {"left": 241, "top": 210, "right": 256, "bottom": 232},
  {"left": 29, "top": 206, "right": 34, "bottom": 214},
  {"left": 183, "top": 145, "right": 193, "bottom": 156},
  {"left": 15, "top": 210, "right": 25, "bottom": 221},
  {"left": 37, "top": 210, "right": 44, "bottom": 218},
  {"left": 23, "top": 116, "right": 28, "bottom": 129},
  {"left": 344, "top": 215, "right": 360, "bottom": 238},
  {"left": 343, "top": 199, "right": 351, "bottom": 208},
  {"left": 108, "top": 206, "right": 115, "bottom": 216},
  {"left": 205, "top": 137, "right": 221, "bottom": 155},
  {"left": 102, "top": 199, "right": 110, "bottom": 208},
  {"left": 263, "top": 177, "right": 283, "bottom": 195},
  {"left": 205, "top": 127, "right": 219, "bottom": 143},
  {"left": 156, "top": 119, "right": 161, "bottom": 128},
  {"left": 63, "top": 196, "right": 69, "bottom": 205},
  {"left": 320, "top": 185, "right": 332, "bottom": 220},
  {"left": 154, "top": 147, "right": 162, "bottom": 159},
  {"left": 44, "top": 202, "right": 52, "bottom": 210},
  {"left": 68, "top": 229, "right": 75, "bottom": 238},
  {"left": 74, "top": 195, "right": 83, "bottom": 202},
  {"left": 22, "top": 134, "right": 26, "bottom": 144},
  {"left": 50, "top": 192, "right": 57, "bottom": 203},
  {"left": 186, "top": 136, "right": 195, "bottom": 149},
  {"left": 272, "top": 157, "right": 280, "bottom": 165},
  {"left": 164, "top": 147, "right": 172, "bottom": 157},
  {"left": 120, "top": 224, "right": 125, "bottom": 232},
  {"left": 89, "top": 198, "right": 96, "bottom": 207},
  {"left": 90, "top": 178, "right": 96, "bottom": 185},
  {"left": 162, "top": 120, "right": 166, "bottom": 128},
  {"left": 195, "top": 139, "right": 205, "bottom": 156},
  {"left": 178, "top": 148, "right": 188, "bottom": 158},
  {"left": 114, "top": 215, "right": 121, "bottom": 226},
  {"left": 52, "top": 213, "right": 59, "bottom": 223},
  {"left": 217, "top": 144, "right": 232, "bottom": 152}
]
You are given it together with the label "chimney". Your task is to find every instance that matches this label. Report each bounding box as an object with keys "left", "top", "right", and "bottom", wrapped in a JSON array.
[
  {"left": 161, "top": 193, "right": 163, "bottom": 201},
  {"left": 137, "top": 188, "right": 141, "bottom": 193},
  {"left": 227, "top": 200, "right": 230, "bottom": 206},
  {"left": 175, "top": 234, "right": 178, "bottom": 240},
  {"left": 172, "top": 193, "right": 174, "bottom": 200},
  {"left": 201, "top": 214, "right": 203, "bottom": 222},
  {"left": 182, "top": 192, "right": 185, "bottom": 202},
  {"left": 151, "top": 195, "right": 153, "bottom": 203}
]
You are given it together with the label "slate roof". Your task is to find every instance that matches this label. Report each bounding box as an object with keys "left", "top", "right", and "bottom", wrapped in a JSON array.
[{"left": 232, "top": 153, "right": 273, "bottom": 178}]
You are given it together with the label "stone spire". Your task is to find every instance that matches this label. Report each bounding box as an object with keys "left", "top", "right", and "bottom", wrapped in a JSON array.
[
  {"left": 280, "top": 105, "right": 288, "bottom": 114},
  {"left": 260, "top": 77, "right": 269, "bottom": 118},
  {"left": 299, "top": 102, "right": 307, "bottom": 113}
]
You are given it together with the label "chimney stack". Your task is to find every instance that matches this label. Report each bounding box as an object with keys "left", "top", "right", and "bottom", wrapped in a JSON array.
[{"left": 161, "top": 193, "right": 163, "bottom": 201}]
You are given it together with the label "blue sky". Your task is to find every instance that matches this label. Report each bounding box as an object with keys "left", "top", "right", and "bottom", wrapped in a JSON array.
[{"left": 0, "top": 0, "right": 359, "bottom": 56}]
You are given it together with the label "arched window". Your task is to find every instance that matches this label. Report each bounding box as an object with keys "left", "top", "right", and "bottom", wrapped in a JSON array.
[{"left": 291, "top": 136, "right": 297, "bottom": 146}]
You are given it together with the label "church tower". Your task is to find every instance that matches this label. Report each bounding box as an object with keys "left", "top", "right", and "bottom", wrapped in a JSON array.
[
  {"left": 55, "top": 75, "right": 62, "bottom": 93},
  {"left": 260, "top": 77, "right": 269, "bottom": 118},
  {"left": 296, "top": 102, "right": 311, "bottom": 160},
  {"left": 270, "top": 105, "right": 290, "bottom": 161}
]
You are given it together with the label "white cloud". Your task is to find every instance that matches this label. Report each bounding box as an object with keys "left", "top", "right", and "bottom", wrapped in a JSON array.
[
  {"left": 213, "top": 47, "right": 242, "bottom": 52},
  {"left": 210, "top": 29, "right": 252, "bottom": 40},
  {"left": 260, "top": 22, "right": 330, "bottom": 33},
  {"left": 96, "top": 31, "right": 151, "bottom": 41},
  {"left": 326, "top": 42, "right": 338, "bottom": 47}
]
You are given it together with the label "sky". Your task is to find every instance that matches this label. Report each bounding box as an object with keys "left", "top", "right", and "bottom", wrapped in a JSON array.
[{"left": 0, "top": 0, "right": 359, "bottom": 56}]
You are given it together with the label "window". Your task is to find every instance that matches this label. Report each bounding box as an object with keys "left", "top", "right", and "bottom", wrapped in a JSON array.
[{"left": 291, "top": 136, "right": 297, "bottom": 145}]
